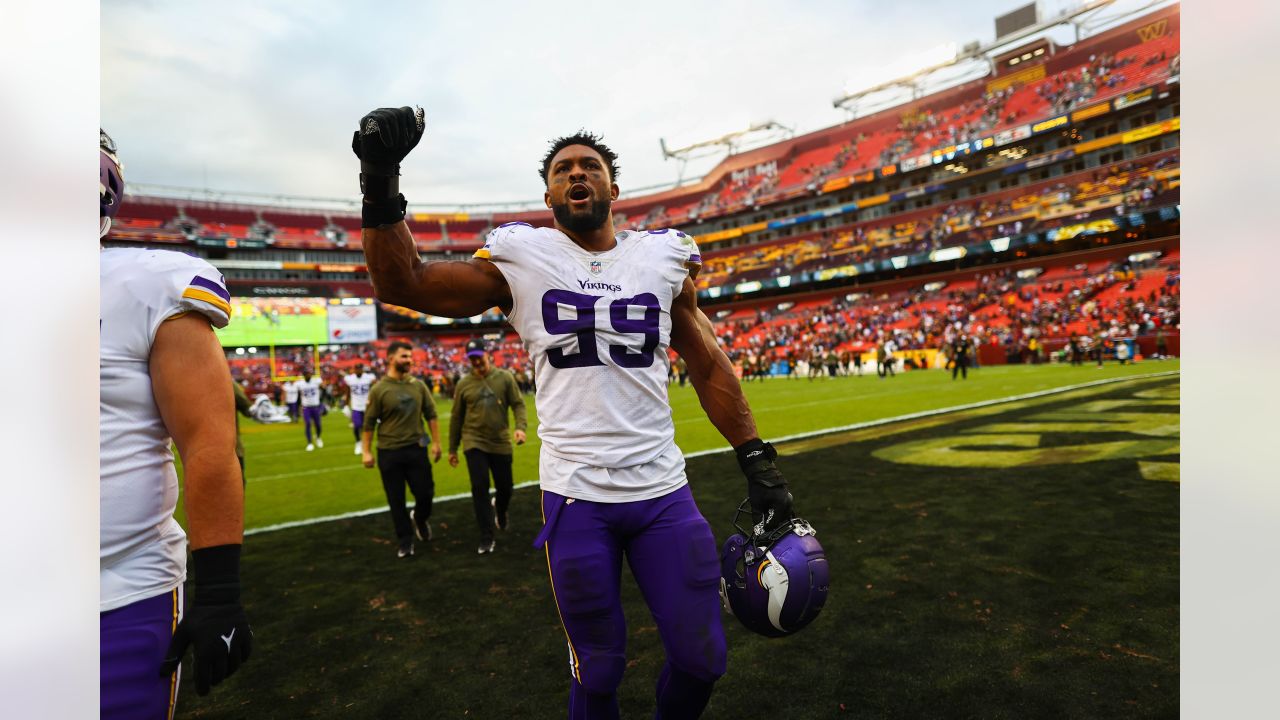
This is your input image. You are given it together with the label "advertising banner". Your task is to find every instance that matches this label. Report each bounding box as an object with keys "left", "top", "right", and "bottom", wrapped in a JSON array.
[
  {"left": 1112, "top": 87, "right": 1154, "bottom": 110},
  {"left": 326, "top": 300, "right": 378, "bottom": 343}
]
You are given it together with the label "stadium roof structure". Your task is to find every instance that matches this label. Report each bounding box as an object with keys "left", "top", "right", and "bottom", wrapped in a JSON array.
[
  {"left": 831, "top": 0, "right": 1179, "bottom": 119},
  {"left": 658, "top": 121, "right": 795, "bottom": 183}
]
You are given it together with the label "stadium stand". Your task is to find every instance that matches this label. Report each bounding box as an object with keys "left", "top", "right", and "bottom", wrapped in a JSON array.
[{"left": 110, "top": 4, "right": 1178, "bottom": 387}]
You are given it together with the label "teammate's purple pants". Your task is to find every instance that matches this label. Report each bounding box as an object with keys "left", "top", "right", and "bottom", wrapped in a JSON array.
[
  {"left": 537, "top": 485, "right": 726, "bottom": 720},
  {"left": 302, "top": 405, "right": 322, "bottom": 442},
  {"left": 101, "top": 587, "right": 182, "bottom": 720},
  {"left": 351, "top": 410, "right": 364, "bottom": 441}
]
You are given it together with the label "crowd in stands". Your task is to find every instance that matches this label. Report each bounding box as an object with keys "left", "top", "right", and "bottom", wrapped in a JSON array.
[
  {"left": 695, "top": 154, "right": 1179, "bottom": 292},
  {"left": 228, "top": 247, "right": 1178, "bottom": 403},
  {"left": 712, "top": 250, "right": 1179, "bottom": 372}
]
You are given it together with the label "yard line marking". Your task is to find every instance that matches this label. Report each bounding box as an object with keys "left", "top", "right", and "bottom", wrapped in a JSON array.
[{"left": 246, "top": 370, "right": 1177, "bottom": 535}]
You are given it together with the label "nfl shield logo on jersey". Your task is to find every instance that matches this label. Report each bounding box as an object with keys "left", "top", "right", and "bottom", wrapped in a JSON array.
[{"left": 589, "top": 261, "right": 603, "bottom": 276}]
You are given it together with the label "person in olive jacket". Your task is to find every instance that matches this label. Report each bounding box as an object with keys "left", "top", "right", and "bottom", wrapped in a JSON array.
[
  {"left": 362, "top": 340, "right": 442, "bottom": 559},
  {"left": 449, "top": 339, "right": 527, "bottom": 555}
]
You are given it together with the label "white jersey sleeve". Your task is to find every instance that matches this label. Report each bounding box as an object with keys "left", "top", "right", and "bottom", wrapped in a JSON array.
[
  {"left": 99, "top": 248, "right": 233, "bottom": 611},
  {"left": 480, "top": 225, "right": 698, "bottom": 501}
]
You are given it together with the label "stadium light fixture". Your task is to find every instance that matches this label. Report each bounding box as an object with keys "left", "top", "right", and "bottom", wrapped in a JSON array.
[{"left": 659, "top": 121, "right": 794, "bottom": 183}]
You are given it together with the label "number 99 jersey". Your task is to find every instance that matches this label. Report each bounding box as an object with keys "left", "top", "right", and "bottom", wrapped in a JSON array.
[{"left": 476, "top": 223, "right": 702, "bottom": 484}]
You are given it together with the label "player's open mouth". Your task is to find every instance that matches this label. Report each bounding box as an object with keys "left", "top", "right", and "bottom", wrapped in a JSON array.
[{"left": 568, "top": 184, "right": 591, "bottom": 203}]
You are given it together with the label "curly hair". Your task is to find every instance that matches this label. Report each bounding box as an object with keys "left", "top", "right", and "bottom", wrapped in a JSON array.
[{"left": 539, "top": 131, "right": 620, "bottom": 186}]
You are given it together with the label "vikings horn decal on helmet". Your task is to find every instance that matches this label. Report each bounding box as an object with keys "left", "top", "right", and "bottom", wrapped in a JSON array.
[
  {"left": 720, "top": 499, "right": 829, "bottom": 637},
  {"left": 100, "top": 129, "right": 125, "bottom": 238}
]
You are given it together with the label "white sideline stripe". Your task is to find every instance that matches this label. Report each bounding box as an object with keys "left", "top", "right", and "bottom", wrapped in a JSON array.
[
  {"left": 245, "top": 369, "right": 1178, "bottom": 536},
  {"left": 245, "top": 481, "right": 541, "bottom": 536}
]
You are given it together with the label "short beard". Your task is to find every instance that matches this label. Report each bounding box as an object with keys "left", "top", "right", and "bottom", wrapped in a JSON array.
[
  {"left": 395, "top": 362, "right": 412, "bottom": 374},
  {"left": 552, "top": 199, "right": 611, "bottom": 235}
]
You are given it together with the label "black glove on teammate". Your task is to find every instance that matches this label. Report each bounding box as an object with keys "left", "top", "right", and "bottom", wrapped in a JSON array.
[
  {"left": 351, "top": 105, "right": 425, "bottom": 227},
  {"left": 735, "top": 438, "right": 793, "bottom": 533},
  {"left": 159, "top": 544, "right": 253, "bottom": 696}
]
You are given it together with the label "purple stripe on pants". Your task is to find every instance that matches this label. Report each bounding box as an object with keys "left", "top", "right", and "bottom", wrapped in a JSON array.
[
  {"left": 101, "top": 588, "right": 181, "bottom": 720},
  {"left": 303, "top": 405, "right": 323, "bottom": 442},
  {"left": 541, "top": 485, "right": 725, "bottom": 719}
]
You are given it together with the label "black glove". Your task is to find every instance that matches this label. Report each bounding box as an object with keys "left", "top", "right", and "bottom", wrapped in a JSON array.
[
  {"left": 735, "top": 438, "right": 793, "bottom": 532},
  {"left": 159, "top": 545, "right": 253, "bottom": 696},
  {"left": 351, "top": 106, "right": 425, "bottom": 200}
]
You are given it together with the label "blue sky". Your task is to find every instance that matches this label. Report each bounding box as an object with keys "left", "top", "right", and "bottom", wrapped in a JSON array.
[{"left": 102, "top": 0, "right": 1150, "bottom": 207}]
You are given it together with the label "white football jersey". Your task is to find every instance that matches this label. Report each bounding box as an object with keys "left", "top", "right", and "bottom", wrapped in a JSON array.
[
  {"left": 283, "top": 380, "right": 299, "bottom": 403},
  {"left": 344, "top": 372, "right": 376, "bottom": 411},
  {"left": 475, "top": 224, "right": 701, "bottom": 502},
  {"left": 298, "top": 377, "right": 324, "bottom": 407},
  {"left": 100, "top": 248, "right": 232, "bottom": 612}
]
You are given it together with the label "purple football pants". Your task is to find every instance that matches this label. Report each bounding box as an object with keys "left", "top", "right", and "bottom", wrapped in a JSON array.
[
  {"left": 538, "top": 485, "right": 726, "bottom": 720},
  {"left": 302, "top": 405, "right": 323, "bottom": 442},
  {"left": 351, "top": 410, "right": 364, "bottom": 441},
  {"left": 101, "top": 587, "right": 182, "bottom": 720}
]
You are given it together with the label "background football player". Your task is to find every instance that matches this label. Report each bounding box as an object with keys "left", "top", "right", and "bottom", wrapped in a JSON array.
[
  {"left": 354, "top": 107, "right": 794, "bottom": 720},
  {"left": 100, "top": 130, "right": 252, "bottom": 718},
  {"left": 297, "top": 369, "right": 325, "bottom": 451},
  {"left": 343, "top": 362, "right": 377, "bottom": 455}
]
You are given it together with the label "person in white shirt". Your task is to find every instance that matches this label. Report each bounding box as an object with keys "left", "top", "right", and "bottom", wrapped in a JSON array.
[
  {"left": 283, "top": 378, "right": 300, "bottom": 423},
  {"left": 99, "top": 129, "right": 251, "bottom": 717},
  {"left": 343, "top": 363, "right": 377, "bottom": 455}
]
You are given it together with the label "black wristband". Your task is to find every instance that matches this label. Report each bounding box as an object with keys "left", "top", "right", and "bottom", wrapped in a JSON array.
[
  {"left": 359, "top": 171, "right": 399, "bottom": 200},
  {"left": 734, "top": 438, "right": 777, "bottom": 473},
  {"left": 361, "top": 194, "right": 408, "bottom": 228},
  {"left": 191, "top": 544, "right": 241, "bottom": 604}
]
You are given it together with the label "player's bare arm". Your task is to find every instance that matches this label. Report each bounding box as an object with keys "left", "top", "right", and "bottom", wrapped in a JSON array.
[
  {"left": 363, "top": 222, "right": 511, "bottom": 317},
  {"left": 669, "top": 277, "right": 758, "bottom": 446},
  {"left": 151, "top": 312, "right": 243, "bottom": 549},
  {"left": 353, "top": 106, "right": 511, "bottom": 318},
  {"left": 670, "top": 276, "right": 794, "bottom": 527},
  {"left": 152, "top": 311, "right": 253, "bottom": 695}
]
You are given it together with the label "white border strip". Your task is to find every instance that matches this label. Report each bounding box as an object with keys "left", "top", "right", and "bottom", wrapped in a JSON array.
[{"left": 246, "top": 369, "right": 1178, "bottom": 536}]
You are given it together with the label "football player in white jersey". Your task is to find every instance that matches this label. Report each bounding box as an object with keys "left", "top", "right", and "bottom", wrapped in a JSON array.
[
  {"left": 99, "top": 130, "right": 252, "bottom": 718},
  {"left": 354, "top": 108, "right": 793, "bottom": 719},
  {"left": 343, "top": 363, "right": 377, "bottom": 454},
  {"left": 298, "top": 370, "right": 326, "bottom": 450}
]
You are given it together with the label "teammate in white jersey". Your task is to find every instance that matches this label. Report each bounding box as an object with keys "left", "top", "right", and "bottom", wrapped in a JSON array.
[
  {"left": 343, "top": 363, "right": 377, "bottom": 454},
  {"left": 298, "top": 371, "right": 326, "bottom": 450},
  {"left": 99, "top": 130, "right": 252, "bottom": 718},
  {"left": 354, "top": 109, "right": 794, "bottom": 719}
]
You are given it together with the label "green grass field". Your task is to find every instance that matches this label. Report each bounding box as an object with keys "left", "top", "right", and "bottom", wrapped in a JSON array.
[
  {"left": 220, "top": 361, "right": 1178, "bottom": 531},
  {"left": 215, "top": 312, "right": 328, "bottom": 347},
  {"left": 172, "top": 361, "right": 1179, "bottom": 718}
]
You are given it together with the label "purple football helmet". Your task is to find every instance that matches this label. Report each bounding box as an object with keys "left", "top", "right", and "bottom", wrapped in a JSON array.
[
  {"left": 100, "top": 129, "right": 124, "bottom": 238},
  {"left": 720, "top": 499, "right": 829, "bottom": 638}
]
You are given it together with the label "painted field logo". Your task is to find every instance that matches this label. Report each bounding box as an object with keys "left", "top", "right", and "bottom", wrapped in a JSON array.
[
  {"left": 1137, "top": 19, "right": 1167, "bottom": 42},
  {"left": 873, "top": 382, "right": 1179, "bottom": 481}
]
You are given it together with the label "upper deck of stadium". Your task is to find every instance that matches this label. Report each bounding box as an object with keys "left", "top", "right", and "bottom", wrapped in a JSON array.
[{"left": 108, "top": 4, "right": 1179, "bottom": 258}]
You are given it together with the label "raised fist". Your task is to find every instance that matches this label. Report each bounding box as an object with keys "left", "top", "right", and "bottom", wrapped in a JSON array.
[{"left": 352, "top": 106, "right": 425, "bottom": 180}]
